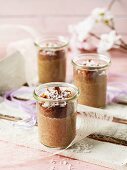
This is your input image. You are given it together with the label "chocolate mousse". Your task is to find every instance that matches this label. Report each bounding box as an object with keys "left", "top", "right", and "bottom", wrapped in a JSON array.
[
  {"left": 36, "top": 86, "right": 77, "bottom": 148},
  {"left": 38, "top": 38, "right": 68, "bottom": 83},
  {"left": 72, "top": 55, "right": 110, "bottom": 108}
]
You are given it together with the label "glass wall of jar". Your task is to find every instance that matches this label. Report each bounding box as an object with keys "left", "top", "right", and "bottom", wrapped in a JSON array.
[
  {"left": 34, "top": 82, "right": 79, "bottom": 148},
  {"left": 72, "top": 54, "right": 111, "bottom": 108},
  {"left": 37, "top": 36, "right": 68, "bottom": 83}
]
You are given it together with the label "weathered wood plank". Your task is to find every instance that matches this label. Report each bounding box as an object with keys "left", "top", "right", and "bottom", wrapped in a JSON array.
[{"left": 0, "top": 0, "right": 127, "bottom": 16}]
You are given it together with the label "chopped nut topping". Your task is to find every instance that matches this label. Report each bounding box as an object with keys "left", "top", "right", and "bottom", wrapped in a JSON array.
[
  {"left": 54, "top": 87, "right": 61, "bottom": 94},
  {"left": 40, "top": 87, "right": 72, "bottom": 100},
  {"left": 40, "top": 94, "right": 48, "bottom": 98}
]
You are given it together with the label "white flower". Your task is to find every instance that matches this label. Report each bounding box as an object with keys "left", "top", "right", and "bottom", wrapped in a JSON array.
[
  {"left": 91, "top": 8, "right": 113, "bottom": 23},
  {"left": 69, "top": 17, "right": 95, "bottom": 42},
  {"left": 68, "top": 7, "right": 116, "bottom": 52},
  {"left": 97, "top": 31, "right": 121, "bottom": 53},
  {"left": 69, "top": 33, "right": 81, "bottom": 52}
]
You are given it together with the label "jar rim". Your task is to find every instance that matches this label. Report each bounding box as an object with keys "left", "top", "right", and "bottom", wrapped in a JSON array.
[
  {"left": 33, "top": 82, "right": 79, "bottom": 102},
  {"left": 72, "top": 53, "right": 111, "bottom": 70},
  {"left": 35, "top": 35, "right": 69, "bottom": 50}
]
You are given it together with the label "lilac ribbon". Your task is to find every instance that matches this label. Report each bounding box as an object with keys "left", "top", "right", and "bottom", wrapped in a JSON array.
[
  {"left": 4, "top": 87, "right": 36, "bottom": 127},
  {"left": 107, "top": 82, "right": 127, "bottom": 104},
  {"left": 3, "top": 81, "right": 127, "bottom": 128},
  {"left": 109, "top": 73, "right": 127, "bottom": 79}
]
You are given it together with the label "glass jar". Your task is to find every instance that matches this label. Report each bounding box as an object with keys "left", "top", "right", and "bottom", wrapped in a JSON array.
[
  {"left": 37, "top": 36, "right": 68, "bottom": 83},
  {"left": 34, "top": 82, "right": 79, "bottom": 148},
  {"left": 72, "top": 53, "right": 111, "bottom": 108}
]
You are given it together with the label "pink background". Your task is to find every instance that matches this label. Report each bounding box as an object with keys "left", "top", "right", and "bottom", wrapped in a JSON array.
[
  {"left": 0, "top": 0, "right": 127, "bottom": 169},
  {"left": 0, "top": 0, "right": 126, "bottom": 37}
]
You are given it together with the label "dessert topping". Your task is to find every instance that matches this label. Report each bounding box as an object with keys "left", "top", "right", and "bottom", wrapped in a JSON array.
[
  {"left": 81, "top": 59, "right": 106, "bottom": 67},
  {"left": 40, "top": 87, "right": 72, "bottom": 100},
  {"left": 83, "top": 59, "right": 98, "bottom": 67},
  {"left": 40, "top": 87, "right": 72, "bottom": 108},
  {"left": 42, "top": 41, "right": 64, "bottom": 48}
]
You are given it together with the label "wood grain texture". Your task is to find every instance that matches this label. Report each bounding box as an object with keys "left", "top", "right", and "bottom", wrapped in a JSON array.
[
  {"left": 0, "top": 0, "right": 126, "bottom": 36},
  {"left": 0, "top": 113, "right": 127, "bottom": 147},
  {"left": 0, "top": 0, "right": 126, "bottom": 16},
  {"left": 89, "top": 134, "right": 127, "bottom": 146},
  {"left": 0, "top": 17, "right": 126, "bottom": 36}
]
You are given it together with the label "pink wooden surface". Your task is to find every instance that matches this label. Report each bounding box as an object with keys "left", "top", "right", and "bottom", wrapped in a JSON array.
[
  {"left": 0, "top": 0, "right": 127, "bottom": 16},
  {"left": 0, "top": 50, "right": 127, "bottom": 170},
  {"left": 0, "top": 0, "right": 127, "bottom": 35},
  {"left": 0, "top": 0, "right": 127, "bottom": 169},
  {"left": 0, "top": 140, "right": 112, "bottom": 170}
]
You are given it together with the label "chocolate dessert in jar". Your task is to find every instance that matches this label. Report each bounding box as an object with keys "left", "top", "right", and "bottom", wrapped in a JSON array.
[
  {"left": 37, "top": 36, "right": 68, "bottom": 83},
  {"left": 72, "top": 54, "right": 111, "bottom": 108},
  {"left": 34, "top": 82, "right": 79, "bottom": 148}
]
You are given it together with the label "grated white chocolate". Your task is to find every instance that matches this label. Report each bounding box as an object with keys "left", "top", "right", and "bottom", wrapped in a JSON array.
[
  {"left": 80, "top": 59, "right": 106, "bottom": 67},
  {"left": 40, "top": 87, "right": 72, "bottom": 108},
  {"left": 40, "top": 87, "right": 72, "bottom": 100}
]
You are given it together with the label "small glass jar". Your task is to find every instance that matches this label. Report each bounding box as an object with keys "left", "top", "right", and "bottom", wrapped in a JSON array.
[
  {"left": 72, "top": 54, "right": 111, "bottom": 108},
  {"left": 34, "top": 82, "right": 79, "bottom": 148},
  {"left": 37, "top": 36, "right": 68, "bottom": 83}
]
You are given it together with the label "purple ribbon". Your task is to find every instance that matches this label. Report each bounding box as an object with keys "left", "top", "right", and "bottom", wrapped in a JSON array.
[
  {"left": 3, "top": 81, "right": 127, "bottom": 128},
  {"left": 4, "top": 87, "right": 36, "bottom": 127},
  {"left": 107, "top": 82, "right": 127, "bottom": 104}
]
